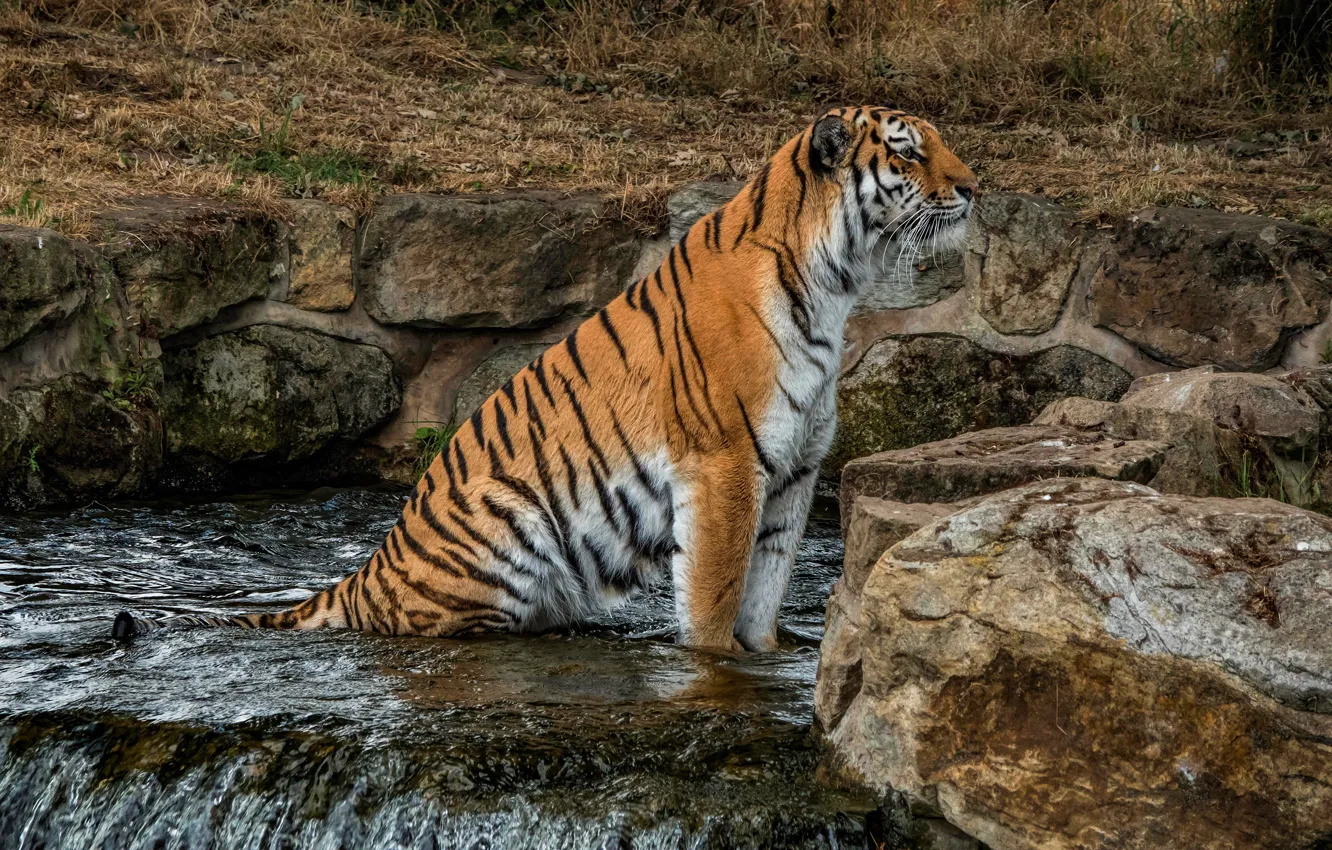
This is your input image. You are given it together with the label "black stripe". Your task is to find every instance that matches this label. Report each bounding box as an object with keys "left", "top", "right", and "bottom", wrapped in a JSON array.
[
  {"left": 669, "top": 270, "right": 723, "bottom": 431},
  {"left": 744, "top": 302, "right": 793, "bottom": 368},
  {"left": 770, "top": 464, "right": 815, "bottom": 500},
  {"left": 454, "top": 439, "right": 469, "bottom": 485},
  {"left": 710, "top": 207, "right": 724, "bottom": 252},
  {"left": 667, "top": 370, "right": 689, "bottom": 433},
  {"left": 610, "top": 410, "right": 663, "bottom": 500},
  {"left": 587, "top": 458, "right": 624, "bottom": 535},
  {"left": 755, "top": 523, "right": 786, "bottom": 544},
  {"left": 482, "top": 492, "right": 558, "bottom": 569},
  {"left": 493, "top": 399, "right": 514, "bottom": 459},
  {"left": 733, "top": 217, "right": 749, "bottom": 249},
  {"left": 736, "top": 395, "right": 776, "bottom": 476},
  {"left": 469, "top": 407, "right": 486, "bottom": 451},
  {"left": 565, "top": 328, "right": 590, "bottom": 383},
  {"left": 499, "top": 378, "right": 517, "bottom": 410},
  {"left": 653, "top": 267, "right": 664, "bottom": 293},
  {"left": 677, "top": 235, "right": 693, "bottom": 278},
  {"left": 532, "top": 355, "right": 557, "bottom": 407},
  {"left": 625, "top": 279, "right": 639, "bottom": 309},
  {"left": 436, "top": 453, "right": 473, "bottom": 516},
  {"left": 556, "top": 369, "right": 612, "bottom": 473},
  {"left": 671, "top": 316, "right": 710, "bottom": 433},
  {"left": 790, "top": 134, "right": 808, "bottom": 221},
  {"left": 557, "top": 443, "right": 582, "bottom": 510},
  {"left": 751, "top": 163, "right": 772, "bottom": 231},
  {"left": 598, "top": 308, "right": 629, "bottom": 368},
  {"left": 583, "top": 534, "right": 639, "bottom": 593},
  {"left": 395, "top": 521, "right": 463, "bottom": 579},
  {"left": 703, "top": 214, "right": 715, "bottom": 251},
  {"left": 638, "top": 280, "right": 665, "bottom": 355}
]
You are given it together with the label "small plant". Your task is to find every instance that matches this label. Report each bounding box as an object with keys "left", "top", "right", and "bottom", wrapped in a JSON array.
[
  {"left": 102, "top": 361, "right": 158, "bottom": 409},
  {"left": 26, "top": 446, "right": 39, "bottom": 473},
  {"left": 413, "top": 424, "right": 458, "bottom": 479},
  {"left": 229, "top": 96, "right": 376, "bottom": 195},
  {"left": 1, "top": 189, "right": 56, "bottom": 228},
  {"left": 1321, "top": 338, "right": 1332, "bottom": 366}
]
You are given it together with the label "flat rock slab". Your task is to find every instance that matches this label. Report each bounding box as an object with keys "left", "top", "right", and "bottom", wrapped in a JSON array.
[
  {"left": 824, "top": 477, "right": 1332, "bottom": 850},
  {"left": 839, "top": 425, "right": 1168, "bottom": 523}
]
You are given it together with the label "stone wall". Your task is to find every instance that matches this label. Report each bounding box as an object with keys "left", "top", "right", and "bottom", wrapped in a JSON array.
[{"left": 2, "top": 186, "right": 1328, "bottom": 507}]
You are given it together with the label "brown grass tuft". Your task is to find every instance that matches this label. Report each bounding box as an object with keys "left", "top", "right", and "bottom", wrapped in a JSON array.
[{"left": 0, "top": 0, "right": 1327, "bottom": 237}]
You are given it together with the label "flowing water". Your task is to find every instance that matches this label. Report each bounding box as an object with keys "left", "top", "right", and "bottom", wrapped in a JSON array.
[{"left": 0, "top": 485, "right": 872, "bottom": 850}]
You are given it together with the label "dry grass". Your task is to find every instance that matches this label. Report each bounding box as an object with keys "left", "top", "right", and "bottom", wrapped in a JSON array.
[{"left": 0, "top": 0, "right": 1328, "bottom": 238}]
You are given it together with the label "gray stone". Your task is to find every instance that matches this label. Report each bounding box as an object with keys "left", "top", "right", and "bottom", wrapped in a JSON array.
[
  {"left": 449, "top": 342, "right": 547, "bottom": 429},
  {"left": 968, "top": 193, "right": 1082, "bottom": 335},
  {"left": 666, "top": 181, "right": 742, "bottom": 242},
  {"left": 162, "top": 325, "right": 400, "bottom": 465},
  {"left": 1089, "top": 207, "right": 1332, "bottom": 370},
  {"left": 827, "top": 336, "right": 1131, "bottom": 473},
  {"left": 99, "top": 198, "right": 280, "bottom": 339},
  {"left": 822, "top": 478, "right": 1332, "bottom": 850},
  {"left": 0, "top": 225, "right": 97, "bottom": 350},
  {"left": 282, "top": 200, "right": 356, "bottom": 312},
  {"left": 359, "top": 193, "right": 640, "bottom": 329}
]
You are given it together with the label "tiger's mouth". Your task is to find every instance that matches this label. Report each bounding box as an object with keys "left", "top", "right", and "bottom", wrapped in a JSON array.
[{"left": 867, "top": 199, "right": 972, "bottom": 289}]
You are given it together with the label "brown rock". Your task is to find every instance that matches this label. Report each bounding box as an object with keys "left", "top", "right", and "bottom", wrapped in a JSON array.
[
  {"left": 815, "top": 497, "right": 958, "bottom": 733},
  {"left": 968, "top": 193, "right": 1083, "bottom": 335},
  {"left": 823, "top": 478, "right": 1332, "bottom": 850},
  {"left": 99, "top": 198, "right": 280, "bottom": 339},
  {"left": 282, "top": 200, "right": 355, "bottom": 312},
  {"left": 359, "top": 193, "right": 639, "bottom": 329},
  {"left": 838, "top": 425, "right": 1167, "bottom": 522},
  {"left": 1089, "top": 208, "right": 1332, "bottom": 370}
]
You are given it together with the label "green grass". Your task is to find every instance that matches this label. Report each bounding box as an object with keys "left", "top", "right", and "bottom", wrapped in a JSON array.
[
  {"left": 1, "top": 189, "right": 57, "bottom": 228},
  {"left": 228, "top": 97, "right": 376, "bottom": 195},
  {"left": 413, "top": 424, "right": 458, "bottom": 479}
]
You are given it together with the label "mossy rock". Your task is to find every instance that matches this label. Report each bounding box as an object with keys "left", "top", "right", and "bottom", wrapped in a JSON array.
[
  {"left": 825, "top": 336, "right": 1131, "bottom": 474},
  {"left": 161, "top": 325, "right": 401, "bottom": 468}
]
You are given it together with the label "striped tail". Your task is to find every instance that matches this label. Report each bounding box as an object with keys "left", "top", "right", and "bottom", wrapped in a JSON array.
[{"left": 112, "top": 580, "right": 350, "bottom": 641}]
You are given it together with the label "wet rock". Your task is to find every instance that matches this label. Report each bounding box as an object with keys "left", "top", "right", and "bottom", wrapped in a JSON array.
[
  {"left": 827, "top": 336, "right": 1132, "bottom": 474},
  {"left": 359, "top": 193, "right": 639, "bottom": 329},
  {"left": 816, "top": 498, "right": 957, "bottom": 733},
  {"left": 968, "top": 193, "right": 1083, "bottom": 335},
  {"left": 281, "top": 199, "right": 356, "bottom": 312},
  {"left": 838, "top": 424, "right": 1167, "bottom": 510},
  {"left": 162, "top": 325, "right": 400, "bottom": 468},
  {"left": 0, "top": 225, "right": 98, "bottom": 350},
  {"left": 1089, "top": 208, "right": 1332, "bottom": 370},
  {"left": 449, "top": 342, "right": 547, "bottom": 428},
  {"left": 667, "top": 181, "right": 742, "bottom": 242},
  {"left": 99, "top": 198, "right": 280, "bottom": 340},
  {"left": 822, "top": 478, "right": 1332, "bottom": 850},
  {"left": 0, "top": 374, "right": 163, "bottom": 507}
]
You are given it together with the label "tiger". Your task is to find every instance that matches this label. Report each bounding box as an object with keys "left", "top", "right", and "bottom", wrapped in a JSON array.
[{"left": 113, "top": 106, "right": 977, "bottom": 652}]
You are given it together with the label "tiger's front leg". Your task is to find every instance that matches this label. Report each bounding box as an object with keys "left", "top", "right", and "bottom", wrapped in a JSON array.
[
  {"left": 734, "top": 464, "right": 819, "bottom": 652},
  {"left": 670, "top": 449, "right": 764, "bottom": 651}
]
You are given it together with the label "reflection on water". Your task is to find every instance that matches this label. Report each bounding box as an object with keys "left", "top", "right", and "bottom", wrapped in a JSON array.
[{"left": 0, "top": 487, "right": 868, "bottom": 849}]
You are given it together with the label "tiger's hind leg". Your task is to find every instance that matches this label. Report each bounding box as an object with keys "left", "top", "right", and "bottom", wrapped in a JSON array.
[{"left": 671, "top": 449, "right": 764, "bottom": 651}]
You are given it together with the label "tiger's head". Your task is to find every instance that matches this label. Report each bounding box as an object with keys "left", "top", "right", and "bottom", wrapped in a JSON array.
[{"left": 806, "top": 106, "right": 977, "bottom": 271}]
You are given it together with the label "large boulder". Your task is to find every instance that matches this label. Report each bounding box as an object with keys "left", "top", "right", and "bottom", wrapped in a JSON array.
[
  {"left": 967, "top": 193, "right": 1083, "bottom": 335},
  {"left": 359, "top": 193, "right": 640, "bottom": 329},
  {"left": 99, "top": 198, "right": 280, "bottom": 340},
  {"left": 1089, "top": 208, "right": 1332, "bottom": 371},
  {"left": 0, "top": 225, "right": 98, "bottom": 351},
  {"left": 162, "top": 325, "right": 400, "bottom": 467},
  {"left": 0, "top": 374, "right": 163, "bottom": 508},
  {"left": 821, "top": 478, "right": 1332, "bottom": 850},
  {"left": 827, "top": 337, "right": 1131, "bottom": 473},
  {"left": 666, "top": 181, "right": 742, "bottom": 242}
]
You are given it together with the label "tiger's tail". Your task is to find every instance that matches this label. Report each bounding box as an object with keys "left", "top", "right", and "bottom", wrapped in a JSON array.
[{"left": 112, "top": 579, "right": 350, "bottom": 641}]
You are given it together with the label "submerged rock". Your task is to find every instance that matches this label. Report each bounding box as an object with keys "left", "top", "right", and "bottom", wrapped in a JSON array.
[
  {"left": 162, "top": 325, "right": 400, "bottom": 470},
  {"left": 821, "top": 477, "right": 1332, "bottom": 850}
]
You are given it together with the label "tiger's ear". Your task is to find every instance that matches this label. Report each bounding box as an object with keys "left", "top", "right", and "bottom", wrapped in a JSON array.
[{"left": 810, "top": 115, "right": 852, "bottom": 177}]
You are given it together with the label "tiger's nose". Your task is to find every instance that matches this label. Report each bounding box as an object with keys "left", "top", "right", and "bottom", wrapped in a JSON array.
[{"left": 955, "top": 181, "right": 979, "bottom": 203}]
